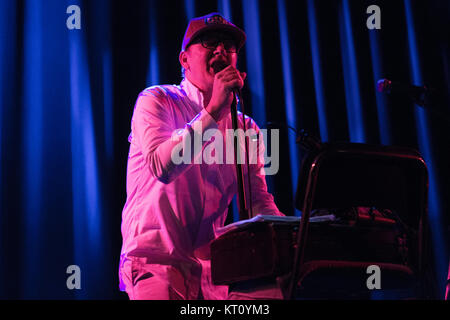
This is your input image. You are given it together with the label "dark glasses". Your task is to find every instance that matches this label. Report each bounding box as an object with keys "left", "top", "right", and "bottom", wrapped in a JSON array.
[{"left": 192, "top": 32, "right": 238, "bottom": 53}]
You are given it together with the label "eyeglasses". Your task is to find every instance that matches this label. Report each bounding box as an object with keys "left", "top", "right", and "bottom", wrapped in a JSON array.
[{"left": 195, "top": 33, "right": 238, "bottom": 53}]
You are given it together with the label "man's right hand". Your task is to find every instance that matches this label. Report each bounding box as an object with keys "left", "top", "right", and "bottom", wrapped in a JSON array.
[{"left": 206, "top": 65, "right": 246, "bottom": 122}]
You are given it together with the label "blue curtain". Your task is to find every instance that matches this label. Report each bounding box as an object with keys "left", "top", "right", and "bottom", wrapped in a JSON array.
[{"left": 0, "top": 0, "right": 449, "bottom": 299}]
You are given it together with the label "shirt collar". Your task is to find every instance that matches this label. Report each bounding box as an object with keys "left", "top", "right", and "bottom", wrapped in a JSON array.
[{"left": 181, "top": 77, "right": 206, "bottom": 112}]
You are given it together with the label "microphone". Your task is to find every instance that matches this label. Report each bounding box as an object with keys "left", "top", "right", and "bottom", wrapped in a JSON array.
[
  {"left": 211, "top": 61, "right": 241, "bottom": 96},
  {"left": 377, "top": 78, "right": 450, "bottom": 125},
  {"left": 376, "top": 78, "right": 435, "bottom": 108},
  {"left": 211, "top": 61, "right": 252, "bottom": 218},
  {"left": 211, "top": 60, "right": 228, "bottom": 74}
]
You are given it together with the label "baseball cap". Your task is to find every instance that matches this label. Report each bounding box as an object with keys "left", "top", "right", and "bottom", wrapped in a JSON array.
[{"left": 181, "top": 12, "right": 246, "bottom": 52}]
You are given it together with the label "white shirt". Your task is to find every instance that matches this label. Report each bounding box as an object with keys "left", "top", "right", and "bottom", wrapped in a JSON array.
[{"left": 119, "top": 77, "right": 282, "bottom": 299}]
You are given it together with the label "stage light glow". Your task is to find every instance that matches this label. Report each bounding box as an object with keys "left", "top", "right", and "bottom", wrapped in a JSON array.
[
  {"left": 277, "top": 0, "right": 301, "bottom": 215},
  {"left": 404, "top": 0, "right": 448, "bottom": 296},
  {"left": 339, "top": 0, "right": 367, "bottom": 143},
  {"left": 368, "top": 30, "right": 391, "bottom": 145},
  {"left": 307, "top": 0, "right": 329, "bottom": 143}
]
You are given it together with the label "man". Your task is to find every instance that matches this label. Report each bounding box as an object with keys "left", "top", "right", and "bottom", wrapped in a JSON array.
[{"left": 119, "top": 12, "right": 283, "bottom": 300}]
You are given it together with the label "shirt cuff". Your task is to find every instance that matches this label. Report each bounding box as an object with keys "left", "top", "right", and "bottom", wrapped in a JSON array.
[{"left": 188, "top": 108, "right": 219, "bottom": 134}]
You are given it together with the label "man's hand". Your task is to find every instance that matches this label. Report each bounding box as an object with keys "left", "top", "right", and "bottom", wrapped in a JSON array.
[{"left": 206, "top": 65, "right": 246, "bottom": 122}]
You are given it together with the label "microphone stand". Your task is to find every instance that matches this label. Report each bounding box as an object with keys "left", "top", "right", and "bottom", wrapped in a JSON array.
[{"left": 231, "top": 89, "right": 253, "bottom": 220}]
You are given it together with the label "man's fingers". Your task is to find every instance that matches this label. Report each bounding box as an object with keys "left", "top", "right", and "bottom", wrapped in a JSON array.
[
  {"left": 222, "top": 77, "right": 245, "bottom": 90},
  {"left": 220, "top": 70, "right": 245, "bottom": 82},
  {"left": 221, "top": 74, "right": 239, "bottom": 82},
  {"left": 214, "top": 66, "right": 246, "bottom": 90},
  {"left": 216, "top": 66, "right": 246, "bottom": 79},
  {"left": 215, "top": 64, "right": 234, "bottom": 75}
]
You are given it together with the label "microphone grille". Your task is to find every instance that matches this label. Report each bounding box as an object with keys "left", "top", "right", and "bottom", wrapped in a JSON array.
[
  {"left": 212, "top": 61, "right": 229, "bottom": 74},
  {"left": 377, "top": 79, "right": 392, "bottom": 93}
]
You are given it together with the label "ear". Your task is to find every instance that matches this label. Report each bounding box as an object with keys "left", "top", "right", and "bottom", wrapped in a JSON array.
[{"left": 179, "top": 51, "right": 189, "bottom": 71}]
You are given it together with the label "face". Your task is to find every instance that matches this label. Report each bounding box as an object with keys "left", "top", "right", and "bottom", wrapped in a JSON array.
[{"left": 179, "top": 31, "right": 239, "bottom": 93}]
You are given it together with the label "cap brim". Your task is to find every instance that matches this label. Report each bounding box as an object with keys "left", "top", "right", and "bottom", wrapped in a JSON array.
[{"left": 184, "top": 24, "right": 246, "bottom": 51}]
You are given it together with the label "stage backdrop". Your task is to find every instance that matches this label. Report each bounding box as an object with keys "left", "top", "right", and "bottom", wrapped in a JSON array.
[{"left": 0, "top": 0, "right": 449, "bottom": 299}]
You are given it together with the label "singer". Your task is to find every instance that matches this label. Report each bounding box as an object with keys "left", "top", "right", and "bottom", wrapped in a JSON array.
[{"left": 118, "top": 12, "right": 283, "bottom": 300}]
